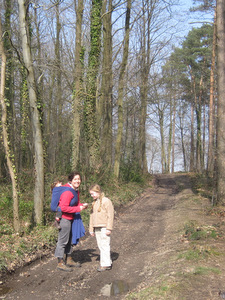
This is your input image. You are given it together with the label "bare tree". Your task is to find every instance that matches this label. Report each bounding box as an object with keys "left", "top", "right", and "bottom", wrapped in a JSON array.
[
  {"left": 114, "top": 0, "right": 131, "bottom": 178},
  {"left": 0, "top": 17, "right": 20, "bottom": 232},
  {"left": 18, "top": 0, "right": 44, "bottom": 224},
  {"left": 207, "top": 11, "right": 216, "bottom": 174}
]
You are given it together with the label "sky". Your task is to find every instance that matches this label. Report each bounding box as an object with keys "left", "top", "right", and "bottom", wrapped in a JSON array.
[
  {"left": 179, "top": 0, "right": 214, "bottom": 33},
  {"left": 146, "top": 0, "right": 215, "bottom": 173}
]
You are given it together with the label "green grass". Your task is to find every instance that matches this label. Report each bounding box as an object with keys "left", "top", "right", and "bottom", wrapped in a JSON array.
[
  {"left": 193, "top": 266, "right": 221, "bottom": 275},
  {"left": 177, "top": 245, "right": 221, "bottom": 261},
  {"left": 126, "top": 281, "right": 184, "bottom": 300},
  {"left": 183, "top": 221, "right": 219, "bottom": 241}
]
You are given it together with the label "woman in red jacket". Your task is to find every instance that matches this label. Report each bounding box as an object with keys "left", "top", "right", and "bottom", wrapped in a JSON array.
[{"left": 54, "top": 171, "right": 88, "bottom": 272}]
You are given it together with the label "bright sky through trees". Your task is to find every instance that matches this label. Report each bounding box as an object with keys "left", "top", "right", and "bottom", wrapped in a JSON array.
[{"left": 146, "top": 0, "right": 214, "bottom": 173}]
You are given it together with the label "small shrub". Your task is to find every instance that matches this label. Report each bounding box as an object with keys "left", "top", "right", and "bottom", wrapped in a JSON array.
[{"left": 183, "top": 221, "right": 218, "bottom": 241}]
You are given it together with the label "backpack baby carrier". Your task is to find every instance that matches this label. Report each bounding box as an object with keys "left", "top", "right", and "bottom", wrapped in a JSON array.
[{"left": 51, "top": 186, "right": 78, "bottom": 212}]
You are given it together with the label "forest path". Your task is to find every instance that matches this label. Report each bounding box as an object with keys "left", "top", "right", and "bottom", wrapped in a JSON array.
[{"left": 3, "top": 173, "right": 225, "bottom": 300}]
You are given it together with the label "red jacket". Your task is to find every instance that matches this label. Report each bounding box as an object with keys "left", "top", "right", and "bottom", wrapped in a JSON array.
[{"left": 59, "top": 183, "right": 83, "bottom": 220}]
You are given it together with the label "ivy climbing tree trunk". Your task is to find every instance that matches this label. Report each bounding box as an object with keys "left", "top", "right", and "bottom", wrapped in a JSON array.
[
  {"left": 72, "top": 0, "right": 84, "bottom": 169},
  {"left": 114, "top": 0, "right": 131, "bottom": 178},
  {"left": 99, "top": 0, "right": 113, "bottom": 169},
  {"left": 84, "top": 0, "right": 102, "bottom": 170},
  {"left": 0, "top": 17, "right": 20, "bottom": 232},
  {"left": 4, "top": 0, "right": 16, "bottom": 167},
  {"left": 18, "top": 0, "right": 44, "bottom": 224}
]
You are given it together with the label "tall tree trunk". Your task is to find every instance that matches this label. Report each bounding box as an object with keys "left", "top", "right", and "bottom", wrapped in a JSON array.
[
  {"left": 167, "top": 96, "right": 173, "bottom": 173},
  {"left": 72, "top": 0, "right": 84, "bottom": 169},
  {"left": 171, "top": 98, "right": 176, "bottom": 173},
  {"left": 99, "top": 0, "right": 113, "bottom": 169},
  {"left": 159, "top": 109, "right": 166, "bottom": 173},
  {"left": 114, "top": 0, "right": 131, "bottom": 178},
  {"left": 196, "top": 103, "right": 202, "bottom": 172},
  {"left": 0, "top": 17, "right": 20, "bottom": 232},
  {"left": 178, "top": 112, "right": 187, "bottom": 171},
  {"left": 190, "top": 101, "right": 195, "bottom": 171},
  {"left": 216, "top": 0, "right": 225, "bottom": 204},
  {"left": 138, "top": 0, "right": 152, "bottom": 175},
  {"left": 18, "top": 0, "right": 44, "bottom": 224},
  {"left": 84, "top": 0, "right": 102, "bottom": 170},
  {"left": 4, "top": 0, "right": 18, "bottom": 170},
  {"left": 55, "top": 1, "right": 63, "bottom": 169},
  {"left": 208, "top": 12, "right": 216, "bottom": 174}
]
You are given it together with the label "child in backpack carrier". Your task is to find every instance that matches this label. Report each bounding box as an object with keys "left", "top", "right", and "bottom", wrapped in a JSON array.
[{"left": 51, "top": 180, "right": 63, "bottom": 229}]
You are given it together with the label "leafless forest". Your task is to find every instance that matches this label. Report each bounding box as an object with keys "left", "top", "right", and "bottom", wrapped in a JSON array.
[{"left": 2, "top": 0, "right": 225, "bottom": 231}]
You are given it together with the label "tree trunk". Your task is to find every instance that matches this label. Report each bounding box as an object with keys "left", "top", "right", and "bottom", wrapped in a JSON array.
[
  {"left": 167, "top": 96, "right": 173, "bottom": 173},
  {"left": 99, "top": 0, "right": 113, "bottom": 169},
  {"left": 0, "top": 17, "right": 20, "bottom": 232},
  {"left": 190, "top": 101, "right": 195, "bottom": 171},
  {"left": 138, "top": 3, "right": 149, "bottom": 175},
  {"left": 55, "top": 1, "right": 63, "bottom": 168},
  {"left": 179, "top": 112, "right": 187, "bottom": 172},
  {"left": 3, "top": 0, "right": 17, "bottom": 169},
  {"left": 84, "top": 0, "right": 102, "bottom": 170},
  {"left": 72, "top": 0, "right": 83, "bottom": 169},
  {"left": 159, "top": 109, "right": 166, "bottom": 173},
  {"left": 18, "top": 0, "right": 44, "bottom": 224},
  {"left": 114, "top": 0, "right": 131, "bottom": 178},
  {"left": 216, "top": 0, "right": 225, "bottom": 204},
  {"left": 171, "top": 98, "right": 176, "bottom": 173},
  {"left": 207, "top": 12, "right": 216, "bottom": 174}
]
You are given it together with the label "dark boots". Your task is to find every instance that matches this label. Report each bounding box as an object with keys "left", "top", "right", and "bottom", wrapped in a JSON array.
[
  {"left": 57, "top": 258, "right": 72, "bottom": 272},
  {"left": 66, "top": 255, "right": 81, "bottom": 268},
  {"left": 57, "top": 256, "right": 81, "bottom": 271}
]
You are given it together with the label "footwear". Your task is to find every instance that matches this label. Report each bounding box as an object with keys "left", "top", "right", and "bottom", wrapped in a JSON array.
[
  {"left": 66, "top": 256, "right": 81, "bottom": 268},
  {"left": 57, "top": 262, "right": 73, "bottom": 272},
  {"left": 97, "top": 266, "right": 112, "bottom": 272}
]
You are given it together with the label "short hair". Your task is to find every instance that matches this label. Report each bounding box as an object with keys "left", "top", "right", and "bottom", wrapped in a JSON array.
[
  {"left": 68, "top": 171, "right": 81, "bottom": 182},
  {"left": 50, "top": 180, "right": 62, "bottom": 191}
]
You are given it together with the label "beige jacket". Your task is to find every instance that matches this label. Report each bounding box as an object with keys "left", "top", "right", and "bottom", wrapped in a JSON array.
[{"left": 89, "top": 196, "right": 114, "bottom": 232}]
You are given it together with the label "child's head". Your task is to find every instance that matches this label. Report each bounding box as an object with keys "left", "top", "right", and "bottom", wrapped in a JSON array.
[
  {"left": 51, "top": 180, "right": 62, "bottom": 191},
  {"left": 89, "top": 184, "right": 104, "bottom": 212},
  {"left": 89, "top": 184, "right": 102, "bottom": 200}
]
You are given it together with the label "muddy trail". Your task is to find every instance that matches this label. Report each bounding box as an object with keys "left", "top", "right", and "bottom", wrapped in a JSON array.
[{"left": 2, "top": 173, "right": 224, "bottom": 300}]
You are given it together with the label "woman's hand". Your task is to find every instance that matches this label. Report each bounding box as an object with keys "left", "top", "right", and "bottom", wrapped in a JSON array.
[
  {"left": 106, "top": 229, "right": 111, "bottom": 236},
  {"left": 80, "top": 203, "right": 88, "bottom": 210},
  {"left": 89, "top": 232, "right": 95, "bottom": 237}
]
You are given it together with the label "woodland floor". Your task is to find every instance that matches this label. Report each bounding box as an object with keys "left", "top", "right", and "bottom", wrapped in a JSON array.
[{"left": 1, "top": 173, "right": 225, "bottom": 300}]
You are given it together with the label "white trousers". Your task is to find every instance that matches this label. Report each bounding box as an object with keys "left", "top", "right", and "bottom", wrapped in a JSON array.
[{"left": 95, "top": 227, "right": 112, "bottom": 267}]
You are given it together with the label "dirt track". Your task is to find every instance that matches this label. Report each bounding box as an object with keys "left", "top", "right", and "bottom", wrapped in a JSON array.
[{"left": 2, "top": 174, "right": 218, "bottom": 300}]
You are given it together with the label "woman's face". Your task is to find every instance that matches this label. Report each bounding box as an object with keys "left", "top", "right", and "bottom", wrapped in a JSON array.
[
  {"left": 71, "top": 175, "right": 81, "bottom": 189},
  {"left": 90, "top": 190, "right": 100, "bottom": 200}
]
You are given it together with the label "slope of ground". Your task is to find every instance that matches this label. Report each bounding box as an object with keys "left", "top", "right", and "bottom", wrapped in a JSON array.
[{"left": 1, "top": 173, "right": 225, "bottom": 300}]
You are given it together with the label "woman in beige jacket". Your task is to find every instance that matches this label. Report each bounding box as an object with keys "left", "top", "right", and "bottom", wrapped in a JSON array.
[{"left": 89, "top": 184, "right": 114, "bottom": 272}]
